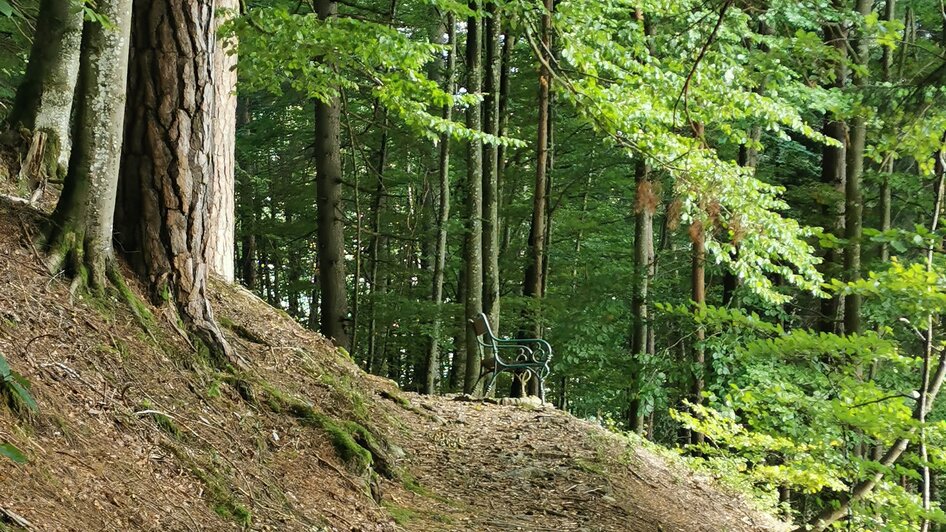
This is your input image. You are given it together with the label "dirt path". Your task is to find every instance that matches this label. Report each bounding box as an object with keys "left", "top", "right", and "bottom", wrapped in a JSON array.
[{"left": 386, "top": 394, "right": 788, "bottom": 532}]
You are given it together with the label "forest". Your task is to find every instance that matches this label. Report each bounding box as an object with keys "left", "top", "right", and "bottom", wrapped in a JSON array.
[{"left": 2, "top": 0, "right": 946, "bottom": 530}]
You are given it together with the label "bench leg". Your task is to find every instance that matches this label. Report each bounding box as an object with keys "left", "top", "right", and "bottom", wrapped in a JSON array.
[{"left": 484, "top": 372, "right": 497, "bottom": 397}]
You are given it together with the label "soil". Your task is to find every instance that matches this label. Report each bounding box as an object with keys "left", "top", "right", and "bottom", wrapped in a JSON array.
[{"left": 0, "top": 197, "right": 786, "bottom": 532}]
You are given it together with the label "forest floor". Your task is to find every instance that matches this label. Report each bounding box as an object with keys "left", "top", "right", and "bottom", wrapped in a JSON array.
[{"left": 0, "top": 196, "right": 786, "bottom": 531}]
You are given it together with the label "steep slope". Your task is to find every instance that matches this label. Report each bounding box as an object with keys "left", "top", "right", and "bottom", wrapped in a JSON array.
[{"left": 0, "top": 198, "right": 784, "bottom": 531}]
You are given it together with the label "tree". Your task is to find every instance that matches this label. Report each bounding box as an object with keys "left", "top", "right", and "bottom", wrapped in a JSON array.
[
  {"left": 208, "top": 0, "right": 239, "bottom": 282},
  {"left": 513, "top": 0, "right": 553, "bottom": 399},
  {"left": 462, "top": 3, "right": 484, "bottom": 395},
  {"left": 5, "top": 0, "right": 83, "bottom": 197},
  {"left": 118, "top": 0, "right": 241, "bottom": 368},
  {"left": 482, "top": 0, "right": 501, "bottom": 337},
  {"left": 313, "top": 0, "right": 351, "bottom": 351},
  {"left": 424, "top": 13, "right": 455, "bottom": 395},
  {"left": 842, "top": 0, "right": 873, "bottom": 337},
  {"left": 45, "top": 0, "right": 132, "bottom": 291}
]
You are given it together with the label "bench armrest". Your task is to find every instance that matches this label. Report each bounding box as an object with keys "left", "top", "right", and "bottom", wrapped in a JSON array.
[
  {"left": 497, "top": 338, "right": 552, "bottom": 359},
  {"left": 494, "top": 338, "right": 552, "bottom": 364}
]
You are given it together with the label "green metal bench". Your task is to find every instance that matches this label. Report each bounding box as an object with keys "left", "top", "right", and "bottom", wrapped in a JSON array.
[{"left": 470, "top": 312, "right": 552, "bottom": 402}]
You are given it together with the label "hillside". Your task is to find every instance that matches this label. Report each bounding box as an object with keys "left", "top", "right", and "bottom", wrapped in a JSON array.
[{"left": 0, "top": 198, "right": 785, "bottom": 532}]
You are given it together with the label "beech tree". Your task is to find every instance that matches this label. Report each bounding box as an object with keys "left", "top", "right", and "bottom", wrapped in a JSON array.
[
  {"left": 45, "top": 0, "right": 132, "bottom": 291},
  {"left": 5, "top": 0, "right": 83, "bottom": 197},
  {"left": 462, "top": 3, "right": 484, "bottom": 395}
]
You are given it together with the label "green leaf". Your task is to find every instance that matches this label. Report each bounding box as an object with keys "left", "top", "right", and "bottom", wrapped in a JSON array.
[
  {"left": 0, "top": 0, "right": 13, "bottom": 17},
  {"left": 8, "top": 379, "right": 38, "bottom": 412},
  {"left": 0, "top": 442, "right": 27, "bottom": 464}
]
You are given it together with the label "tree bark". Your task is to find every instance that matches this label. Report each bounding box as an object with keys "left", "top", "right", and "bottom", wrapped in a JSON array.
[
  {"left": 462, "top": 4, "right": 485, "bottom": 395},
  {"left": 424, "top": 13, "right": 455, "bottom": 395},
  {"left": 482, "top": 0, "right": 501, "bottom": 338},
  {"left": 843, "top": 0, "right": 872, "bottom": 337},
  {"left": 628, "top": 158, "right": 654, "bottom": 433},
  {"left": 46, "top": 0, "right": 132, "bottom": 292},
  {"left": 207, "top": 0, "right": 238, "bottom": 282},
  {"left": 313, "top": 0, "right": 350, "bottom": 351},
  {"left": 511, "top": 0, "right": 552, "bottom": 399},
  {"left": 818, "top": 2, "right": 848, "bottom": 334},
  {"left": 118, "top": 0, "right": 242, "bottom": 368},
  {"left": 366, "top": 107, "right": 389, "bottom": 373},
  {"left": 800, "top": 147, "right": 946, "bottom": 532},
  {"left": 689, "top": 223, "right": 706, "bottom": 446},
  {"left": 7, "top": 0, "right": 83, "bottom": 192}
]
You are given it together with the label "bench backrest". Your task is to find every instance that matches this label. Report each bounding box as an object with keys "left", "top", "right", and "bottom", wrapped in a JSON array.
[{"left": 470, "top": 312, "right": 490, "bottom": 337}]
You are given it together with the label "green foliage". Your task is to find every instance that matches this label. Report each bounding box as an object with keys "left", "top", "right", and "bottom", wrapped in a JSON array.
[
  {"left": 0, "top": 442, "right": 26, "bottom": 464},
  {"left": 0, "top": 351, "right": 37, "bottom": 414}
]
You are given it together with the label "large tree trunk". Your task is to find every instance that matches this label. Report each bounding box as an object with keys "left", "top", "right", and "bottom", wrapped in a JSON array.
[
  {"left": 424, "top": 13, "right": 455, "bottom": 395},
  {"left": 313, "top": 0, "right": 350, "bottom": 351},
  {"left": 46, "top": 0, "right": 132, "bottom": 291},
  {"left": 462, "top": 4, "right": 485, "bottom": 395},
  {"left": 207, "top": 0, "right": 238, "bottom": 282},
  {"left": 6, "top": 0, "right": 83, "bottom": 195},
  {"left": 118, "top": 0, "right": 242, "bottom": 368}
]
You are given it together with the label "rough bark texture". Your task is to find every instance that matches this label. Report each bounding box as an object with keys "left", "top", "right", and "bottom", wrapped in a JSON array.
[
  {"left": 118, "top": 0, "right": 241, "bottom": 368},
  {"left": 424, "top": 14, "right": 455, "bottom": 395},
  {"left": 46, "top": 0, "right": 133, "bottom": 291},
  {"left": 207, "top": 0, "right": 238, "bottom": 282},
  {"left": 462, "top": 5, "right": 484, "bottom": 395},
  {"left": 313, "top": 0, "right": 351, "bottom": 351},
  {"left": 7, "top": 0, "right": 83, "bottom": 186}
]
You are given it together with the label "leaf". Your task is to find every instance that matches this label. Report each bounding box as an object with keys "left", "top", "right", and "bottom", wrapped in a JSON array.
[
  {"left": 8, "top": 379, "right": 38, "bottom": 412},
  {"left": 0, "top": 0, "right": 13, "bottom": 17},
  {"left": 0, "top": 442, "right": 27, "bottom": 464}
]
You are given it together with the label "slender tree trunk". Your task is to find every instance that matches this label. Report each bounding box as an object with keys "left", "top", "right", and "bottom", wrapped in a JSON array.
[
  {"left": 6, "top": 0, "right": 83, "bottom": 191},
  {"left": 689, "top": 223, "right": 706, "bottom": 446},
  {"left": 313, "top": 0, "right": 350, "bottom": 350},
  {"left": 818, "top": 3, "right": 848, "bottom": 334},
  {"left": 878, "top": 0, "right": 897, "bottom": 264},
  {"left": 482, "top": 0, "right": 501, "bottom": 334},
  {"left": 424, "top": 14, "right": 455, "bottom": 395},
  {"left": 801, "top": 147, "right": 946, "bottom": 532},
  {"left": 207, "top": 0, "right": 238, "bottom": 282},
  {"left": 511, "top": 0, "right": 552, "bottom": 399},
  {"left": 843, "top": 0, "right": 873, "bottom": 337},
  {"left": 462, "top": 4, "right": 485, "bottom": 395},
  {"left": 496, "top": 28, "right": 515, "bottom": 259},
  {"left": 46, "top": 0, "right": 132, "bottom": 291},
  {"left": 628, "top": 158, "right": 654, "bottom": 433},
  {"left": 366, "top": 109, "right": 389, "bottom": 373},
  {"left": 118, "top": 0, "right": 242, "bottom": 367}
]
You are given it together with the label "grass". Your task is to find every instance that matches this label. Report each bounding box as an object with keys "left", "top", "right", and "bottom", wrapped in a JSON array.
[
  {"left": 382, "top": 501, "right": 419, "bottom": 526},
  {"left": 257, "top": 381, "right": 392, "bottom": 477},
  {"left": 137, "top": 400, "right": 183, "bottom": 440}
]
